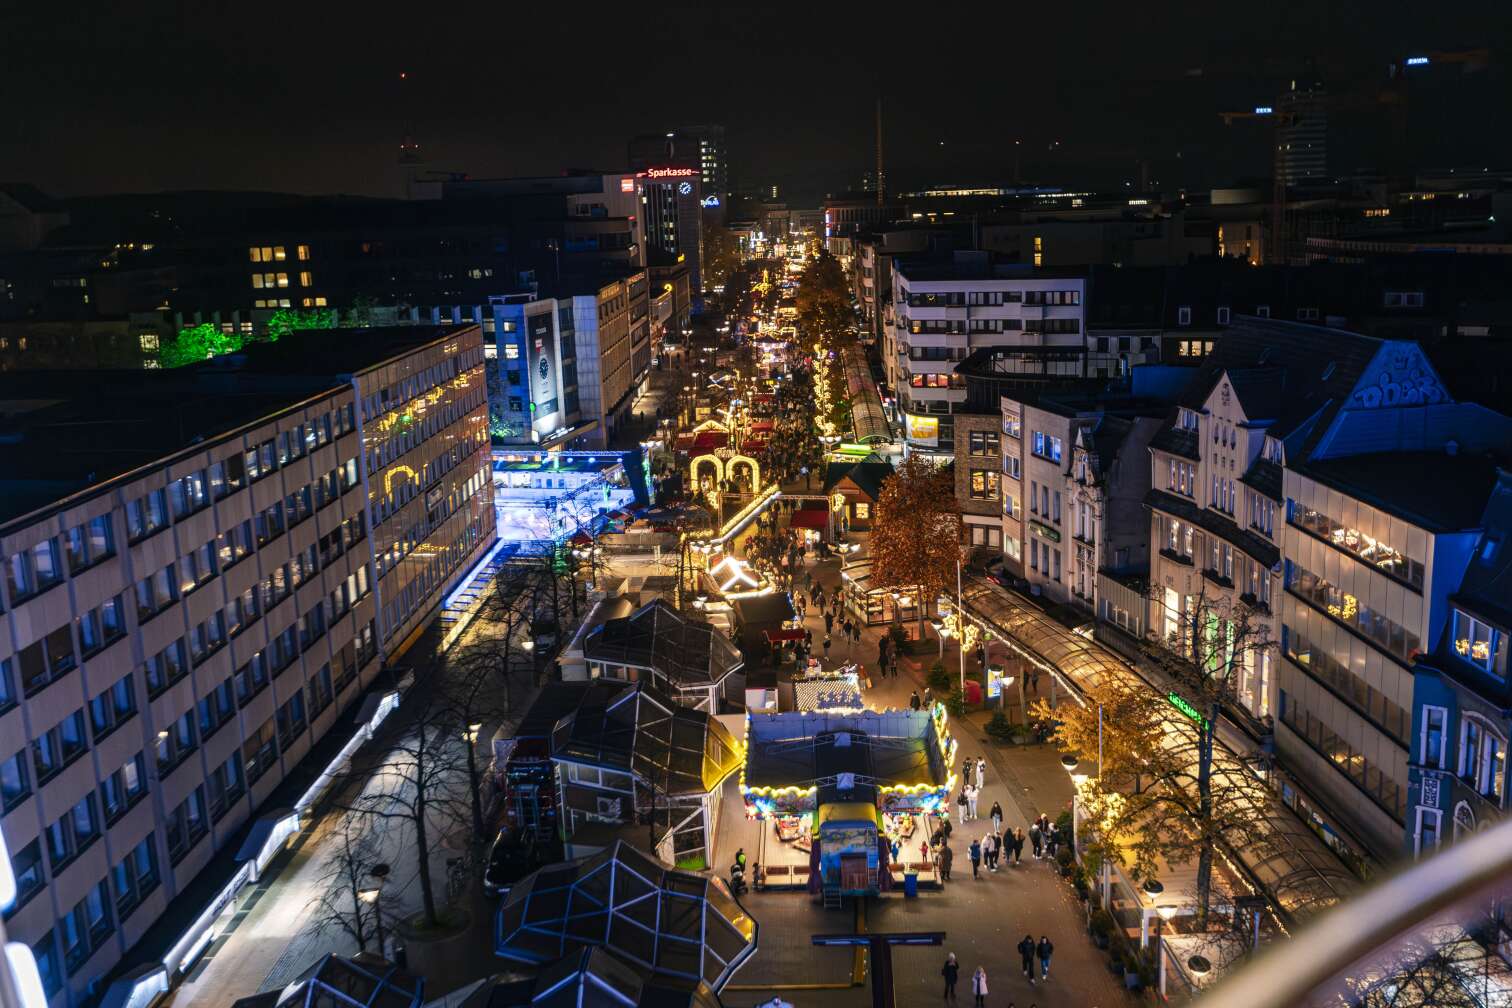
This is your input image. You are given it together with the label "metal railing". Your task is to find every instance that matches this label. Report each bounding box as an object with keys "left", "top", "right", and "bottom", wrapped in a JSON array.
[{"left": 1201, "top": 817, "right": 1512, "bottom": 1007}]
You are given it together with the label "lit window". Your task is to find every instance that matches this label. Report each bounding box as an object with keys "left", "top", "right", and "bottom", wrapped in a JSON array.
[
  {"left": 296, "top": 245, "right": 311, "bottom": 260},
  {"left": 314, "top": 297, "right": 327, "bottom": 307},
  {"left": 276, "top": 273, "right": 289, "bottom": 288},
  {"left": 298, "top": 272, "right": 313, "bottom": 287},
  {"left": 272, "top": 246, "right": 287, "bottom": 261},
  {"left": 138, "top": 333, "right": 159, "bottom": 351}
]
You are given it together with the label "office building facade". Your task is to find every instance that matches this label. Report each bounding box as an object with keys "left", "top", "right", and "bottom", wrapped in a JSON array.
[
  {"left": 0, "top": 325, "right": 492, "bottom": 1006},
  {"left": 888, "top": 253, "right": 1086, "bottom": 462}
]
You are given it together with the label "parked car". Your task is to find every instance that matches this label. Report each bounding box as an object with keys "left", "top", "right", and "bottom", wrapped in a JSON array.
[{"left": 483, "top": 828, "right": 538, "bottom": 898}]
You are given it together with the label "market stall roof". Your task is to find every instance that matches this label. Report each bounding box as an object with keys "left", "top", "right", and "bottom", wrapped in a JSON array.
[
  {"left": 793, "top": 676, "right": 864, "bottom": 712},
  {"left": 763, "top": 628, "right": 805, "bottom": 643},
  {"left": 676, "top": 431, "right": 729, "bottom": 452},
  {"left": 743, "top": 710, "right": 948, "bottom": 796},
  {"left": 551, "top": 681, "right": 741, "bottom": 796},
  {"left": 788, "top": 508, "right": 829, "bottom": 530},
  {"left": 270, "top": 954, "right": 423, "bottom": 1008},
  {"left": 457, "top": 947, "right": 725, "bottom": 1008},
  {"left": 584, "top": 600, "right": 743, "bottom": 689},
  {"left": 495, "top": 840, "right": 757, "bottom": 992},
  {"left": 955, "top": 574, "right": 1356, "bottom": 923},
  {"left": 731, "top": 593, "right": 796, "bottom": 628}
]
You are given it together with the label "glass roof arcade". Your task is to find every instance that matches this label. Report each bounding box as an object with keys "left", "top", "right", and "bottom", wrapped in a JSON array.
[{"left": 955, "top": 575, "right": 1356, "bottom": 922}]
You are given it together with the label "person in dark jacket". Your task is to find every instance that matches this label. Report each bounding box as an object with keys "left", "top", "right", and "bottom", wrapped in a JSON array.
[
  {"left": 940, "top": 953, "right": 959, "bottom": 1000},
  {"left": 910, "top": 691, "right": 922, "bottom": 711},
  {"left": 938, "top": 842, "right": 953, "bottom": 881},
  {"left": 1037, "top": 936, "right": 1054, "bottom": 980},
  {"left": 1017, "top": 935, "right": 1036, "bottom": 984},
  {"left": 968, "top": 838, "right": 982, "bottom": 879}
]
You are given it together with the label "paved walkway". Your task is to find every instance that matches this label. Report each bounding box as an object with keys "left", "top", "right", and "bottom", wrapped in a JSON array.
[
  {"left": 721, "top": 540, "right": 1130, "bottom": 1007},
  {"left": 168, "top": 588, "right": 548, "bottom": 1007}
]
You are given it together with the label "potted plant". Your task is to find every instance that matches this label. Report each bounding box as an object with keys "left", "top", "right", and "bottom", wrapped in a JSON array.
[
  {"left": 1055, "top": 846, "right": 1075, "bottom": 877},
  {"left": 1107, "top": 949, "right": 1126, "bottom": 976},
  {"left": 1072, "top": 866, "right": 1090, "bottom": 901},
  {"left": 1123, "top": 954, "right": 1144, "bottom": 990},
  {"left": 926, "top": 662, "right": 952, "bottom": 694},
  {"left": 1089, "top": 910, "right": 1115, "bottom": 949},
  {"left": 985, "top": 710, "right": 1014, "bottom": 744}
]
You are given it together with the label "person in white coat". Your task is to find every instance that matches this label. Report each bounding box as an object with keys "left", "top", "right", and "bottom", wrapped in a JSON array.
[
  {"left": 971, "top": 967, "right": 988, "bottom": 1008},
  {"left": 974, "top": 756, "right": 986, "bottom": 790}
]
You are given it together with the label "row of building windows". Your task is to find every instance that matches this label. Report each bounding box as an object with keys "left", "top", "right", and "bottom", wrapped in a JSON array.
[
  {"left": 1284, "top": 624, "right": 1410, "bottom": 747},
  {"left": 1287, "top": 500, "right": 1425, "bottom": 591},
  {"left": 1280, "top": 688, "right": 1406, "bottom": 823},
  {"left": 1285, "top": 560, "right": 1422, "bottom": 665}
]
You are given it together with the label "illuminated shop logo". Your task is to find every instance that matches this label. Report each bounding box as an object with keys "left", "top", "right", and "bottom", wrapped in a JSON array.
[
  {"left": 678, "top": 181, "right": 693, "bottom": 196},
  {"left": 539, "top": 356, "right": 550, "bottom": 381},
  {"left": 638, "top": 167, "right": 698, "bottom": 179}
]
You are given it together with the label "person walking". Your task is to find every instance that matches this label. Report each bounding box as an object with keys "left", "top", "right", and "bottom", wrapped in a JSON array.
[
  {"left": 1017, "top": 935, "right": 1036, "bottom": 985},
  {"left": 941, "top": 954, "right": 959, "bottom": 1001},
  {"left": 822, "top": 633, "right": 832, "bottom": 661},
  {"left": 1014, "top": 828, "right": 1025, "bottom": 865},
  {"left": 824, "top": 611, "right": 835, "bottom": 634},
  {"left": 910, "top": 690, "right": 921, "bottom": 711},
  {"left": 985, "top": 831, "right": 999, "bottom": 871},
  {"left": 975, "top": 757, "right": 986, "bottom": 791},
  {"left": 970, "top": 967, "right": 988, "bottom": 1008},
  {"left": 956, "top": 790, "right": 968, "bottom": 823},
  {"left": 968, "top": 838, "right": 981, "bottom": 879},
  {"left": 1036, "top": 936, "right": 1054, "bottom": 981},
  {"left": 923, "top": 688, "right": 933, "bottom": 707},
  {"left": 938, "top": 842, "right": 953, "bottom": 881},
  {"left": 1029, "top": 821, "right": 1042, "bottom": 859},
  {"left": 966, "top": 784, "right": 980, "bottom": 822},
  {"left": 990, "top": 801, "right": 1004, "bottom": 836}
]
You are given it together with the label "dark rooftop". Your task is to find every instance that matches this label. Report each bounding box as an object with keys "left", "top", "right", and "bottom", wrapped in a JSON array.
[
  {"left": 550, "top": 680, "right": 741, "bottom": 796},
  {"left": 0, "top": 324, "right": 471, "bottom": 531},
  {"left": 583, "top": 600, "right": 743, "bottom": 689},
  {"left": 1296, "top": 451, "right": 1507, "bottom": 534}
]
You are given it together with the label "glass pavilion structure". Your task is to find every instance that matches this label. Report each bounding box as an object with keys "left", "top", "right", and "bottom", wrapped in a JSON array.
[{"left": 494, "top": 841, "right": 757, "bottom": 993}]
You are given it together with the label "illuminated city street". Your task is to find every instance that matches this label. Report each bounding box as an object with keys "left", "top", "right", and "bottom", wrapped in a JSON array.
[{"left": 3, "top": 16, "right": 1511, "bottom": 1008}]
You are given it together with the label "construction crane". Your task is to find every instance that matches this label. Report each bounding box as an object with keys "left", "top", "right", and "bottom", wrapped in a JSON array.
[{"left": 1218, "top": 106, "right": 1297, "bottom": 264}]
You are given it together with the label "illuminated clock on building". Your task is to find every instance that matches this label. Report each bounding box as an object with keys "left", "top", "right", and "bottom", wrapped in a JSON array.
[{"left": 678, "top": 181, "right": 693, "bottom": 196}]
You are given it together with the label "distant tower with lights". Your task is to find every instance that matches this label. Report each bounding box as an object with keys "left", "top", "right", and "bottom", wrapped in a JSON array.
[{"left": 1277, "top": 71, "right": 1328, "bottom": 184}]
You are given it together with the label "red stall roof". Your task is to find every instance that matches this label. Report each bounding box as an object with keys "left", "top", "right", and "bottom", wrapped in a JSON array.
[{"left": 789, "top": 508, "right": 830, "bottom": 530}]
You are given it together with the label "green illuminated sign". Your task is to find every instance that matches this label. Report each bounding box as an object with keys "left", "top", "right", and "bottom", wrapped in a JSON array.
[{"left": 1167, "top": 692, "right": 1206, "bottom": 727}]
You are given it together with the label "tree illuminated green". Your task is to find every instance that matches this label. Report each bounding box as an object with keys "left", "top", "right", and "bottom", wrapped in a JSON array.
[
  {"left": 159, "top": 322, "right": 241, "bottom": 368},
  {"left": 266, "top": 307, "right": 336, "bottom": 340}
]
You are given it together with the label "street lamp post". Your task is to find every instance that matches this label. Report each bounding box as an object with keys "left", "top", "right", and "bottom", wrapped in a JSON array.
[
  {"left": 361, "top": 863, "right": 391, "bottom": 959},
  {"left": 463, "top": 722, "right": 485, "bottom": 841}
]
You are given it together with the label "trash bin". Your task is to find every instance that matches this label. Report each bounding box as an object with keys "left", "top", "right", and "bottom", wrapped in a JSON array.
[{"left": 903, "top": 871, "right": 919, "bottom": 898}]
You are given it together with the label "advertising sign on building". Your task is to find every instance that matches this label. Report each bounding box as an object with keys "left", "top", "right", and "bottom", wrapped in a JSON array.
[{"left": 905, "top": 414, "right": 939, "bottom": 446}]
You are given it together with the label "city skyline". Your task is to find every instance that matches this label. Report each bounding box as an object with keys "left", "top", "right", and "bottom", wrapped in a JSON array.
[{"left": 3, "top": 2, "right": 1509, "bottom": 203}]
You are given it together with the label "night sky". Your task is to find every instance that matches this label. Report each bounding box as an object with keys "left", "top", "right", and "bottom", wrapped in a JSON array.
[{"left": 4, "top": 1, "right": 1509, "bottom": 204}]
